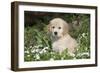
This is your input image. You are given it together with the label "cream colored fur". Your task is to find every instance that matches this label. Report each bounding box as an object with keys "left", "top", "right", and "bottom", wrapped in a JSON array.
[{"left": 48, "top": 18, "right": 78, "bottom": 56}]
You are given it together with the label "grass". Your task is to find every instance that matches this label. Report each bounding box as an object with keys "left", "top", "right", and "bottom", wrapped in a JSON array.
[{"left": 24, "top": 14, "right": 90, "bottom": 61}]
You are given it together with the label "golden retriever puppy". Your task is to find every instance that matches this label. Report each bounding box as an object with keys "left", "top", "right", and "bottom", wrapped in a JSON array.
[{"left": 48, "top": 18, "right": 78, "bottom": 56}]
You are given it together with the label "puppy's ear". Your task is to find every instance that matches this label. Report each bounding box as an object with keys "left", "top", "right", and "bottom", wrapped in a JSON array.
[{"left": 62, "top": 21, "right": 69, "bottom": 36}]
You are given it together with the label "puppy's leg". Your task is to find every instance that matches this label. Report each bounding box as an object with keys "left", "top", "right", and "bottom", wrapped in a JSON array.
[{"left": 68, "top": 48, "right": 75, "bottom": 57}]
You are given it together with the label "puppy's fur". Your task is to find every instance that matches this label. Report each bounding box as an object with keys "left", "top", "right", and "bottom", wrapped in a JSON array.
[{"left": 48, "top": 18, "right": 78, "bottom": 56}]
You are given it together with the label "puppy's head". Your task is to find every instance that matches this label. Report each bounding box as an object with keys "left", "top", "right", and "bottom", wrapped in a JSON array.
[{"left": 47, "top": 18, "right": 69, "bottom": 38}]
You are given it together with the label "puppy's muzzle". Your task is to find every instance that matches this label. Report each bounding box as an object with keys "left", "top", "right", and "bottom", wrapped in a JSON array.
[{"left": 54, "top": 32, "right": 57, "bottom": 35}]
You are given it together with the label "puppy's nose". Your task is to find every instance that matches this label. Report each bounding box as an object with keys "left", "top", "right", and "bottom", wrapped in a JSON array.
[{"left": 54, "top": 32, "right": 57, "bottom": 35}]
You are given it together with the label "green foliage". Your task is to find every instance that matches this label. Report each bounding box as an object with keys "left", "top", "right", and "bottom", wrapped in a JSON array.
[{"left": 24, "top": 13, "right": 90, "bottom": 61}]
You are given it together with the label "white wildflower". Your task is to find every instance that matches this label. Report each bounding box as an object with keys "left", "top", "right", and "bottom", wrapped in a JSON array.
[
  {"left": 77, "top": 52, "right": 89, "bottom": 57},
  {"left": 85, "top": 47, "right": 88, "bottom": 51},
  {"left": 29, "top": 46, "right": 32, "bottom": 48},
  {"left": 61, "top": 57, "right": 64, "bottom": 60},
  {"left": 39, "top": 47, "right": 49, "bottom": 54},
  {"left": 40, "top": 49, "right": 47, "bottom": 54},
  {"left": 27, "top": 55, "right": 30, "bottom": 57},
  {"left": 42, "top": 49, "right": 47, "bottom": 52},
  {"left": 25, "top": 50, "right": 29, "bottom": 54},
  {"left": 35, "top": 54, "right": 40, "bottom": 59},
  {"left": 32, "top": 46, "right": 34, "bottom": 49},
  {"left": 50, "top": 58, "right": 54, "bottom": 61},
  {"left": 50, "top": 52, "right": 54, "bottom": 54},
  {"left": 39, "top": 50, "right": 43, "bottom": 54},
  {"left": 81, "top": 52, "right": 90, "bottom": 56},
  {"left": 35, "top": 49, "right": 40, "bottom": 52},
  {"left": 80, "top": 36, "right": 82, "bottom": 39},
  {"left": 44, "top": 47, "right": 49, "bottom": 50},
  {"left": 82, "top": 33, "right": 85, "bottom": 37},
  {"left": 31, "top": 49, "right": 36, "bottom": 53},
  {"left": 73, "top": 57, "right": 76, "bottom": 60},
  {"left": 34, "top": 46, "right": 38, "bottom": 49},
  {"left": 76, "top": 48, "right": 79, "bottom": 51},
  {"left": 82, "top": 33, "right": 87, "bottom": 39}
]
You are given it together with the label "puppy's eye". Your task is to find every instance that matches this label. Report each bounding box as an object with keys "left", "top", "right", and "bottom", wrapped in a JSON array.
[
  {"left": 52, "top": 26, "right": 55, "bottom": 29},
  {"left": 58, "top": 27, "right": 61, "bottom": 29}
]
